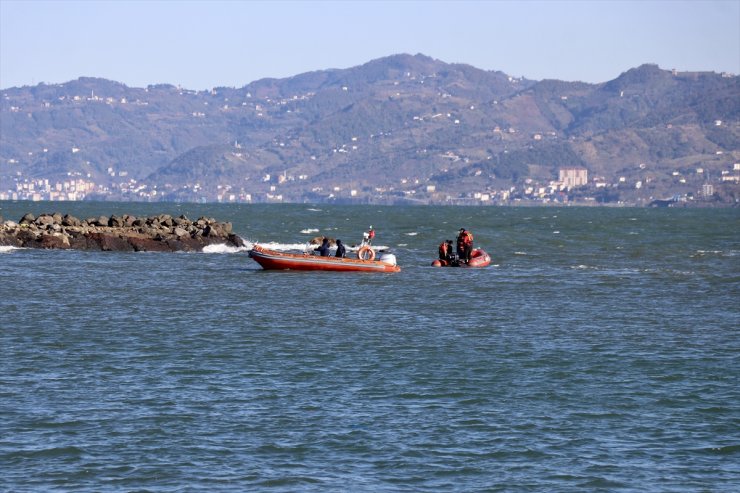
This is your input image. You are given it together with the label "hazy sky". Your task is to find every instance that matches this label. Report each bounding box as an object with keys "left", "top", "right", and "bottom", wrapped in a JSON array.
[{"left": 1, "top": 0, "right": 738, "bottom": 90}]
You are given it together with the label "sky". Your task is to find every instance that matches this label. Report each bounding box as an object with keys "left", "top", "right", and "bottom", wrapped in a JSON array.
[{"left": 1, "top": 0, "right": 738, "bottom": 90}]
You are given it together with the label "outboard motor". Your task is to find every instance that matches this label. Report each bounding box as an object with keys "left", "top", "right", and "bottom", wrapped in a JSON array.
[{"left": 379, "top": 253, "right": 397, "bottom": 266}]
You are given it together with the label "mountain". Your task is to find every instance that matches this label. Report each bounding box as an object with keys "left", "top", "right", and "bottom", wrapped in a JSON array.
[{"left": 1, "top": 54, "right": 738, "bottom": 205}]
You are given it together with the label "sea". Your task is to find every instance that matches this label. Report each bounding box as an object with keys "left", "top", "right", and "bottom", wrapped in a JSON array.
[{"left": 1, "top": 201, "right": 739, "bottom": 492}]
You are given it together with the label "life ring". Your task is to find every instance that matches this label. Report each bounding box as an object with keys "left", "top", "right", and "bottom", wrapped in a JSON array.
[{"left": 357, "top": 245, "right": 375, "bottom": 261}]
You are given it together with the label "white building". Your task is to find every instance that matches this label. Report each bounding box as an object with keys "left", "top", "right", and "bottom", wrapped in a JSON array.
[{"left": 559, "top": 168, "right": 588, "bottom": 188}]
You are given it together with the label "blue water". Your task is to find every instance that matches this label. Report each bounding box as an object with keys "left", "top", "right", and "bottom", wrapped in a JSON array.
[{"left": 1, "top": 202, "right": 739, "bottom": 492}]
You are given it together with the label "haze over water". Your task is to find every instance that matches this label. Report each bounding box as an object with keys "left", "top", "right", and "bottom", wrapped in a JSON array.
[{"left": 2, "top": 202, "right": 739, "bottom": 492}]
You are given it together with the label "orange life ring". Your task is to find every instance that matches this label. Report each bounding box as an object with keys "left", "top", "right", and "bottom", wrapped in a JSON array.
[{"left": 357, "top": 245, "right": 375, "bottom": 261}]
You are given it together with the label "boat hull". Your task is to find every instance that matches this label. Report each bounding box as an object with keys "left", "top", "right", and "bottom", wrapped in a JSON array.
[
  {"left": 249, "top": 245, "right": 401, "bottom": 272},
  {"left": 432, "top": 248, "right": 491, "bottom": 268}
]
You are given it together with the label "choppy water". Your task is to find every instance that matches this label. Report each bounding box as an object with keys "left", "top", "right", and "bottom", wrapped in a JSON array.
[{"left": 1, "top": 202, "right": 739, "bottom": 492}]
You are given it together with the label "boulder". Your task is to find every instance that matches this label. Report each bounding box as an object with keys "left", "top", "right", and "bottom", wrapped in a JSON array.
[
  {"left": 128, "top": 236, "right": 172, "bottom": 252},
  {"left": 158, "top": 214, "right": 174, "bottom": 227},
  {"left": 228, "top": 234, "right": 246, "bottom": 247},
  {"left": 166, "top": 237, "right": 202, "bottom": 251},
  {"left": 36, "top": 215, "right": 55, "bottom": 227},
  {"left": 16, "top": 228, "right": 40, "bottom": 245},
  {"left": 123, "top": 215, "right": 137, "bottom": 227},
  {"left": 88, "top": 233, "right": 135, "bottom": 252},
  {"left": 93, "top": 216, "right": 108, "bottom": 227},
  {"left": 62, "top": 214, "right": 82, "bottom": 227},
  {"left": 109, "top": 215, "right": 125, "bottom": 228},
  {"left": 173, "top": 215, "right": 190, "bottom": 226},
  {"left": 20, "top": 213, "right": 36, "bottom": 225},
  {"left": 40, "top": 233, "right": 70, "bottom": 249},
  {"left": 68, "top": 232, "right": 104, "bottom": 250}
]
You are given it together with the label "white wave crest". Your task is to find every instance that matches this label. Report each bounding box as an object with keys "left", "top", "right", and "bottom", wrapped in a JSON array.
[
  {"left": 300, "top": 228, "right": 320, "bottom": 234},
  {"left": 202, "top": 244, "right": 250, "bottom": 254},
  {"left": 0, "top": 245, "right": 21, "bottom": 254},
  {"left": 405, "top": 232, "right": 418, "bottom": 236},
  {"left": 693, "top": 249, "right": 737, "bottom": 258},
  {"left": 257, "top": 242, "right": 315, "bottom": 252},
  {"left": 348, "top": 244, "right": 389, "bottom": 252}
]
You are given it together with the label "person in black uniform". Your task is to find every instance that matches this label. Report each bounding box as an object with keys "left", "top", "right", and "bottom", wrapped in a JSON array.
[
  {"left": 314, "top": 237, "right": 330, "bottom": 256},
  {"left": 335, "top": 239, "right": 346, "bottom": 258}
]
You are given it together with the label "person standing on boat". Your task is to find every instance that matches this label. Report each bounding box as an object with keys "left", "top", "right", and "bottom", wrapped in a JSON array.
[
  {"left": 315, "top": 237, "right": 330, "bottom": 256},
  {"left": 362, "top": 226, "right": 375, "bottom": 246},
  {"left": 335, "top": 239, "right": 346, "bottom": 258},
  {"left": 457, "top": 228, "right": 474, "bottom": 264}
]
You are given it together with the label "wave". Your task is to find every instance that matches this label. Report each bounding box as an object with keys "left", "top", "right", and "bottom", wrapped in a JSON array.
[
  {"left": 0, "top": 245, "right": 21, "bottom": 253},
  {"left": 693, "top": 249, "right": 738, "bottom": 258},
  {"left": 300, "top": 228, "right": 320, "bottom": 234},
  {"left": 255, "top": 241, "right": 314, "bottom": 252},
  {"left": 348, "top": 244, "right": 389, "bottom": 251},
  {"left": 202, "top": 244, "right": 250, "bottom": 254}
]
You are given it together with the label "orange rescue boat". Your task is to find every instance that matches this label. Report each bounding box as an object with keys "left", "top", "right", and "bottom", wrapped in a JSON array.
[
  {"left": 432, "top": 248, "right": 491, "bottom": 268},
  {"left": 249, "top": 244, "right": 401, "bottom": 272}
]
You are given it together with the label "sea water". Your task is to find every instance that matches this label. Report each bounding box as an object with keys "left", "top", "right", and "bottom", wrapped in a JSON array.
[{"left": 1, "top": 202, "right": 739, "bottom": 492}]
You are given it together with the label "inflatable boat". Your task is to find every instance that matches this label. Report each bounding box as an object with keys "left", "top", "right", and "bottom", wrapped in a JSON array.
[
  {"left": 432, "top": 248, "right": 491, "bottom": 268},
  {"left": 249, "top": 244, "right": 401, "bottom": 272}
]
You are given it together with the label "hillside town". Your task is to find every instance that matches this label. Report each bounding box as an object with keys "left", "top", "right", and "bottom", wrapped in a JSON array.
[{"left": 2, "top": 162, "right": 738, "bottom": 206}]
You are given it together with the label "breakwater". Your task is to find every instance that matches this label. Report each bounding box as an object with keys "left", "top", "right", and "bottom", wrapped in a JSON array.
[{"left": 0, "top": 212, "right": 244, "bottom": 251}]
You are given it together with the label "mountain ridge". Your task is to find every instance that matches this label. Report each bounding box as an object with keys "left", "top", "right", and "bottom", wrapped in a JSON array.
[{"left": 1, "top": 54, "right": 738, "bottom": 205}]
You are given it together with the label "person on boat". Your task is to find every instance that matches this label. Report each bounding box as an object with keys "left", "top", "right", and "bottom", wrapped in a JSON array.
[
  {"left": 314, "top": 237, "right": 330, "bottom": 257},
  {"left": 457, "top": 228, "right": 474, "bottom": 264},
  {"left": 438, "top": 239, "right": 453, "bottom": 262},
  {"left": 446, "top": 239, "right": 455, "bottom": 263},
  {"left": 438, "top": 240, "right": 448, "bottom": 261},
  {"left": 335, "top": 239, "right": 346, "bottom": 258},
  {"left": 362, "top": 226, "right": 375, "bottom": 246}
]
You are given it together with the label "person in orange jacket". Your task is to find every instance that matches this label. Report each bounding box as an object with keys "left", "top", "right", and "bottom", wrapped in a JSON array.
[
  {"left": 438, "top": 240, "right": 451, "bottom": 261},
  {"left": 457, "top": 228, "right": 474, "bottom": 263}
]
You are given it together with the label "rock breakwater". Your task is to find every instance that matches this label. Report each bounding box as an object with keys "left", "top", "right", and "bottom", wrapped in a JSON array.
[{"left": 0, "top": 212, "right": 244, "bottom": 252}]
